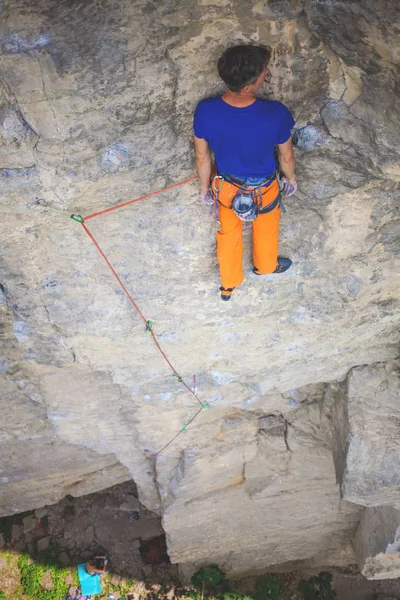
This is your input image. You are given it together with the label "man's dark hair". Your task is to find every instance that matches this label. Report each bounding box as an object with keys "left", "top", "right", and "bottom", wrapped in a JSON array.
[
  {"left": 217, "top": 44, "right": 271, "bottom": 92},
  {"left": 95, "top": 558, "right": 105, "bottom": 570}
]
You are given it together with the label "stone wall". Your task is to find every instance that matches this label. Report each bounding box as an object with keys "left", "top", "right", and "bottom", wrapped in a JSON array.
[{"left": 1, "top": 0, "right": 400, "bottom": 578}]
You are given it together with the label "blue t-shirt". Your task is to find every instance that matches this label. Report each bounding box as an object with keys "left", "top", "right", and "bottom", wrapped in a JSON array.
[{"left": 194, "top": 96, "right": 295, "bottom": 178}]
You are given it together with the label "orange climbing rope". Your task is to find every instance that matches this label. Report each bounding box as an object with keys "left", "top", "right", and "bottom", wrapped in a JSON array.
[
  {"left": 81, "top": 222, "right": 204, "bottom": 409},
  {"left": 83, "top": 175, "right": 199, "bottom": 221},
  {"left": 72, "top": 174, "right": 214, "bottom": 458},
  {"left": 37, "top": 175, "right": 211, "bottom": 457}
]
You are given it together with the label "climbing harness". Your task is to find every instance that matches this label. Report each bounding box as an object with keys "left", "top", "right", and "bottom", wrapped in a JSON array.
[{"left": 215, "top": 172, "right": 282, "bottom": 222}]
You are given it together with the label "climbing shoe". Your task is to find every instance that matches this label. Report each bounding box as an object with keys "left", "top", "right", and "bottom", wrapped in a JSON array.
[
  {"left": 253, "top": 257, "right": 292, "bottom": 275},
  {"left": 220, "top": 286, "right": 234, "bottom": 301}
]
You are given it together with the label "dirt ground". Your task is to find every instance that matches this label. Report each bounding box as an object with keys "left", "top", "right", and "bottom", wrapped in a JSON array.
[{"left": 0, "top": 481, "right": 180, "bottom": 593}]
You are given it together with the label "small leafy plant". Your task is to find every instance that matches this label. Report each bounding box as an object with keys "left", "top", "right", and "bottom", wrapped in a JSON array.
[
  {"left": 191, "top": 565, "right": 226, "bottom": 593},
  {"left": 254, "top": 575, "right": 284, "bottom": 600},
  {"left": 119, "top": 578, "right": 137, "bottom": 597},
  {"left": 0, "top": 592, "right": 6, "bottom": 600},
  {"left": 298, "top": 571, "right": 337, "bottom": 600}
]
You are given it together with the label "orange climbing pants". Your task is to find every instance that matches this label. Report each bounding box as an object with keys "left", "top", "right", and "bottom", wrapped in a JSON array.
[{"left": 212, "top": 178, "right": 281, "bottom": 290}]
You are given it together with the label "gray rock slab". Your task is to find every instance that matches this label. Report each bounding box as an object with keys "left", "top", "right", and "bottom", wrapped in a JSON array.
[
  {"left": 11, "top": 523, "right": 23, "bottom": 540},
  {"left": 340, "top": 362, "right": 400, "bottom": 506},
  {"left": 58, "top": 551, "right": 71, "bottom": 566},
  {"left": 35, "top": 507, "right": 48, "bottom": 519},
  {"left": 37, "top": 536, "right": 51, "bottom": 553},
  {"left": 24, "top": 532, "right": 33, "bottom": 544},
  {"left": 356, "top": 506, "right": 400, "bottom": 580},
  {"left": 23, "top": 514, "right": 37, "bottom": 534},
  {"left": 119, "top": 495, "right": 141, "bottom": 512}
]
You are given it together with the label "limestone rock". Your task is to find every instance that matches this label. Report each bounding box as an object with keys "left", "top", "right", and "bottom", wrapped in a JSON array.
[
  {"left": 163, "top": 401, "right": 362, "bottom": 577},
  {"left": 339, "top": 363, "right": 400, "bottom": 506},
  {"left": 11, "top": 523, "right": 23, "bottom": 540},
  {"left": 356, "top": 507, "right": 400, "bottom": 580},
  {"left": 35, "top": 508, "right": 48, "bottom": 519},
  {"left": 0, "top": 0, "right": 399, "bottom": 578},
  {"left": 23, "top": 514, "right": 36, "bottom": 533},
  {"left": 0, "top": 371, "right": 131, "bottom": 515}
]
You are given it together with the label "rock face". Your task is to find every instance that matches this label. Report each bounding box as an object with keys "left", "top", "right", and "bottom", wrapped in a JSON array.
[
  {"left": 333, "top": 363, "right": 400, "bottom": 581},
  {"left": 356, "top": 507, "right": 400, "bottom": 580},
  {"left": 338, "top": 362, "right": 400, "bottom": 507},
  {"left": 1, "top": 0, "right": 400, "bottom": 578}
]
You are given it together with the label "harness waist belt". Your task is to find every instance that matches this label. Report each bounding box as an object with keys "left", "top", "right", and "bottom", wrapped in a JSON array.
[
  {"left": 217, "top": 172, "right": 280, "bottom": 214},
  {"left": 220, "top": 172, "right": 276, "bottom": 188}
]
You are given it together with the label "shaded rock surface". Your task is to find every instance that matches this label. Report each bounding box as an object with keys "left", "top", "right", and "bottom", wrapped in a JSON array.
[
  {"left": 356, "top": 506, "right": 400, "bottom": 581},
  {"left": 337, "top": 362, "right": 400, "bottom": 507},
  {"left": 1, "top": 0, "right": 400, "bottom": 579}
]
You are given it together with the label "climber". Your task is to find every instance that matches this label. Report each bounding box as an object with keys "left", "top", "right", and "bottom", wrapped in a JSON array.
[
  {"left": 76, "top": 555, "right": 108, "bottom": 597},
  {"left": 194, "top": 44, "right": 297, "bottom": 301},
  {"left": 85, "top": 555, "right": 108, "bottom": 575}
]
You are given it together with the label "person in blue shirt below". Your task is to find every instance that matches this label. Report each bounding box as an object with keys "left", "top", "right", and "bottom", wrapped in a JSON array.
[{"left": 193, "top": 44, "right": 297, "bottom": 301}]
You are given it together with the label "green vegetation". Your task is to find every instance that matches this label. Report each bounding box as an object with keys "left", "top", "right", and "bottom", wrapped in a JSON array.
[
  {"left": 298, "top": 572, "right": 337, "bottom": 600},
  {"left": 0, "top": 555, "right": 338, "bottom": 600},
  {"left": 190, "top": 566, "right": 285, "bottom": 600},
  {"left": 120, "top": 578, "right": 137, "bottom": 597},
  {"left": 191, "top": 565, "right": 226, "bottom": 594},
  {"left": 102, "top": 572, "right": 138, "bottom": 599},
  {"left": 17, "top": 553, "right": 70, "bottom": 600},
  {"left": 254, "top": 575, "right": 285, "bottom": 600}
]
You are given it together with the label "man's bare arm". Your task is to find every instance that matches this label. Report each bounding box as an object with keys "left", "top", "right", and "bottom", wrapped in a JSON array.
[
  {"left": 277, "top": 138, "right": 295, "bottom": 181},
  {"left": 194, "top": 136, "right": 212, "bottom": 195}
]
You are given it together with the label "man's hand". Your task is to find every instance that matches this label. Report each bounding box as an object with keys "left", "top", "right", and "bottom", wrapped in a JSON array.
[
  {"left": 281, "top": 176, "right": 297, "bottom": 197},
  {"left": 200, "top": 189, "right": 214, "bottom": 205}
]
